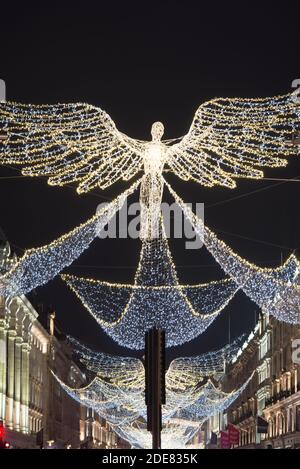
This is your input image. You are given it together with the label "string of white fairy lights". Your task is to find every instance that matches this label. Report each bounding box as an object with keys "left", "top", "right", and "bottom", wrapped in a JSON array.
[
  {"left": 61, "top": 218, "right": 239, "bottom": 349},
  {"left": 164, "top": 179, "right": 300, "bottom": 324},
  {"left": 53, "top": 338, "right": 254, "bottom": 448},
  {"left": 0, "top": 93, "right": 299, "bottom": 446},
  {"left": 111, "top": 418, "right": 207, "bottom": 449},
  {"left": 67, "top": 336, "right": 145, "bottom": 388},
  {"left": 58, "top": 373, "right": 253, "bottom": 448},
  {"left": 0, "top": 93, "right": 298, "bottom": 193},
  {"left": 165, "top": 336, "right": 244, "bottom": 391},
  {"left": 0, "top": 180, "right": 140, "bottom": 297}
]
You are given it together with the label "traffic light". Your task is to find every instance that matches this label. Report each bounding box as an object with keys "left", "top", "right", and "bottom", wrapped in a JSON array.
[
  {"left": 0, "top": 421, "right": 10, "bottom": 449},
  {"left": 0, "top": 441, "right": 10, "bottom": 449},
  {"left": 145, "top": 328, "right": 166, "bottom": 409},
  {"left": 145, "top": 327, "right": 166, "bottom": 449},
  {"left": 159, "top": 330, "right": 166, "bottom": 405}
]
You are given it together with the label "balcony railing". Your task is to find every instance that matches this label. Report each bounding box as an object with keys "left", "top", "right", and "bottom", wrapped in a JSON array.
[
  {"left": 233, "top": 410, "right": 254, "bottom": 424},
  {"left": 265, "top": 389, "right": 293, "bottom": 406}
]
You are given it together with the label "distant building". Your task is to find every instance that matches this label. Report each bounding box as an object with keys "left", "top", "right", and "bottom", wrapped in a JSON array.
[
  {"left": 204, "top": 312, "right": 300, "bottom": 449},
  {"left": 0, "top": 232, "right": 128, "bottom": 449},
  {"left": 224, "top": 322, "right": 260, "bottom": 448}
]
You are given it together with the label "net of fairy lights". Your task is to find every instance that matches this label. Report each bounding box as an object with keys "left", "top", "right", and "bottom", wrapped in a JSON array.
[
  {"left": 61, "top": 218, "right": 239, "bottom": 349},
  {"left": 1, "top": 175, "right": 300, "bottom": 327},
  {"left": 53, "top": 337, "right": 254, "bottom": 448},
  {"left": 111, "top": 418, "right": 206, "bottom": 449},
  {"left": 0, "top": 180, "right": 140, "bottom": 297},
  {"left": 0, "top": 93, "right": 299, "bottom": 193},
  {"left": 165, "top": 179, "right": 300, "bottom": 324},
  {"left": 125, "top": 371, "right": 252, "bottom": 449}
]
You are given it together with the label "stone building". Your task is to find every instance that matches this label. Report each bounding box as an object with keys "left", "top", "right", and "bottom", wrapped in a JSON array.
[
  {"left": 0, "top": 231, "right": 128, "bottom": 449},
  {"left": 80, "top": 407, "right": 128, "bottom": 449},
  {"left": 224, "top": 322, "right": 260, "bottom": 448},
  {"left": 204, "top": 311, "right": 300, "bottom": 449},
  {"left": 203, "top": 324, "right": 260, "bottom": 448},
  {"left": 260, "top": 317, "right": 300, "bottom": 449}
]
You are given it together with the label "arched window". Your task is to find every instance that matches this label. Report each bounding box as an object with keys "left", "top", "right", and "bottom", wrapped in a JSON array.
[
  {"left": 277, "top": 413, "right": 284, "bottom": 435},
  {"left": 268, "top": 418, "right": 272, "bottom": 438},
  {"left": 270, "top": 416, "right": 277, "bottom": 438}
]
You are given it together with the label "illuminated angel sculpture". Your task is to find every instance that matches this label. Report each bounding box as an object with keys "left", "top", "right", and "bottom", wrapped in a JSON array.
[
  {"left": 1, "top": 95, "right": 298, "bottom": 448},
  {"left": 0, "top": 92, "right": 299, "bottom": 238},
  {"left": 61, "top": 218, "right": 239, "bottom": 349}
]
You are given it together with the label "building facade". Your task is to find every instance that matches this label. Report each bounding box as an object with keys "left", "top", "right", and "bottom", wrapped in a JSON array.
[
  {"left": 0, "top": 234, "right": 128, "bottom": 449},
  {"left": 204, "top": 312, "right": 300, "bottom": 449}
]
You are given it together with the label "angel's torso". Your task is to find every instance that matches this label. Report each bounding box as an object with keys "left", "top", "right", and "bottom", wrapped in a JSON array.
[{"left": 143, "top": 142, "right": 167, "bottom": 176}]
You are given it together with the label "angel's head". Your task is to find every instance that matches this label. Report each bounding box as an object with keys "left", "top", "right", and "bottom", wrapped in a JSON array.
[{"left": 151, "top": 122, "right": 164, "bottom": 142}]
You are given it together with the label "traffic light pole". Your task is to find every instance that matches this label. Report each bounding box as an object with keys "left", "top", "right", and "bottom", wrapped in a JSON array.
[{"left": 145, "top": 327, "right": 166, "bottom": 450}]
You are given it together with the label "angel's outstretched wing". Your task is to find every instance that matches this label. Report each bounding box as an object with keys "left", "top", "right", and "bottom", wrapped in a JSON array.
[
  {"left": 166, "top": 93, "right": 300, "bottom": 188},
  {"left": 0, "top": 102, "right": 144, "bottom": 192}
]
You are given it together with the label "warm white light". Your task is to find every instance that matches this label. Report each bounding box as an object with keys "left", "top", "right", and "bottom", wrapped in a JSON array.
[
  {"left": 165, "top": 180, "right": 300, "bottom": 324},
  {"left": 0, "top": 93, "right": 299, "bottom": 241},
  {"left": 53, "top": 338, "right": 254, "bottom": 448},
  {"left": 0, "top": 180, "right": 140, "bottom": 297}
]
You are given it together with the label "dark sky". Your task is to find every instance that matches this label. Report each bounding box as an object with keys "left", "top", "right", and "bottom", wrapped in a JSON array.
[{"left": 0, "top": 1, "right": 299, "bottom": 362}]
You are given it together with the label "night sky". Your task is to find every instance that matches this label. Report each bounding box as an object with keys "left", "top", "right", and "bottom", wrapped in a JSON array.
[{"left": 0, "top": 2, "right": 299, "bottom": 362}]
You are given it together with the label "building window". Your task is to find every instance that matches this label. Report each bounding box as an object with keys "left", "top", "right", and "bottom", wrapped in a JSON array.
[
  {"left": 287, "top": 373, "right": 291, "bottom": 391},
  {"left": 296, "top": 406, "right": 300, "bottom": 431},
  {"left": 268, "top": 419, "right": 272, "bottom": 438},
  {"left": 277, "top": 413, "right": 284, "bottom": 436},
  {"left": 288, "top": 408, "right": 293, "bottom": 433}
]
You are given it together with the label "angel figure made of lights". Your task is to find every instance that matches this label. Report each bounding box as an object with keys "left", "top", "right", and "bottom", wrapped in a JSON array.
[{"left": 0, "top": 91, "right": 299, "bottom": 238}]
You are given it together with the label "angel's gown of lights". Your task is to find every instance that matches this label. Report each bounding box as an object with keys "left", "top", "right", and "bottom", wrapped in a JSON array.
[{"left": 140, "top": 121, "right": 166, "bottom": 239}]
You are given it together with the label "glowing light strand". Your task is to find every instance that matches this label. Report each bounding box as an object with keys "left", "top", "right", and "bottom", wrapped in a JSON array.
[
  {"left": 165, "top": 179, "right": 300, "bottom": 324},
  {"left": 1, "top": 94, "right": 299, "bottom": 240},
  {"left": 166, "top": 336, "right": 245, "bottom": 391},
  {"left": 0, "top": 180, "right": 140, "bottom": 297},
  {"left": 0, "top": 94, "right": 298, "bottom": 191},
  {"left": 61, "top": 220, "right": 238, "bottom": 349},
  {"left": 54, "top": 357, "right": 254, "bottom": 448}
]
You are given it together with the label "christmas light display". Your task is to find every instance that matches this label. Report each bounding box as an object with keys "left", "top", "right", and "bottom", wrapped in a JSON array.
[
  {"left": 166, "top": 336, "right": 244, "bottom": 390},
  {"left": 67, "top": 336, "right": 145, "bottom": 388},
  {"left": 61, "top": 219, "right": 238, "bottom": 349},
  {"left": 165, "top": 180, "right": 300, "bottom": 324},
  {"left": 53, "top": 373, "right": 144, "bottom": 426},
  {"left": 1, "top": 92, "right": 299, "bottom": 447},
  {"left": 68, "top": 335, "right": 242, "bottom": 388},
  {"left": 0, "top": 93, "right": 299, "bottom": 239},
  {"left": 0, "top": 180, "right": 140, "bottom": 297},
  {"left": 54, "top": 337, "right": 254, "bottom": 448}
]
